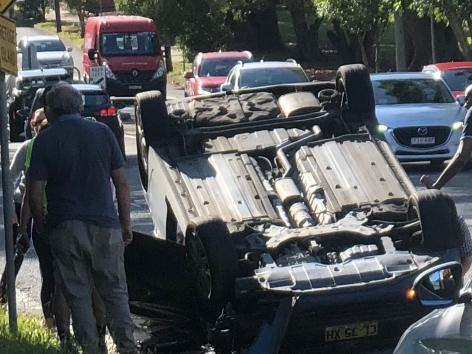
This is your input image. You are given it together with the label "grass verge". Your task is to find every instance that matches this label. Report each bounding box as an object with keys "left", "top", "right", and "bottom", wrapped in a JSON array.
[
  {"left": 0, "top": 308, "right": 66, "bottom": 353},
  {"left": 35, "top": 21, "right": 83, "bottom": 48}
]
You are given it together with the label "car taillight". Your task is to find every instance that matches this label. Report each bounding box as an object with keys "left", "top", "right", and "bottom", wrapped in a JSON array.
[{"left": 94, "top": 106, "right": 117, "bottom": 117}]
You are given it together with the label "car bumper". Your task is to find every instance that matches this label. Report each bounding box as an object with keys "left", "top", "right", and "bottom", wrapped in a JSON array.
[
  {"left": 106, "top": 76, "right": 166, "bottom": 98},
  {"left": 382, "top": 127, "right": 461, "bottom": 162}
]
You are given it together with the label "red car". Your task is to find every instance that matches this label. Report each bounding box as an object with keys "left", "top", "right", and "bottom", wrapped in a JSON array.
[
  {"left": 423, "top": 62, "right": 472, "bottom": 97},
  {"left": 184, "top": 51, "right": 253, "bottom": 96}
]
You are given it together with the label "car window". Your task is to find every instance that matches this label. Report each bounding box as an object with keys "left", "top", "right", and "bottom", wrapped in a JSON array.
[
  {"left": 442, "top": 69, "right": 472, "bottom": 92},
  {"left": 82, "top": 92, "right": 109, "bottom": 107},
  {"left": 239, "top": 67, "right": 308, "bottom": 88},
  {"left": 199, "top": 58, "right": 251, "bottom": 77},
  {"left": 32, "top": 40, "right": 66, "bottom": 52},
  {"left": 372, "top": 79, "right": 455, "bottom": 105},
  {"left": 101, "top": 32, "right": 159, "bottom": 57}
]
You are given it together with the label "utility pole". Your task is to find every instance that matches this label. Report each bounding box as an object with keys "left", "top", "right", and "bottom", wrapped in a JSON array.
[
  {"left": 430, "top": 15, "right": 437, "bottom": 63},
  {"left": 394, "top": 13, "right": 407, "bottom": 71},
  {"left": 54, "top": 0, "right": 61, "bottom": 33}
]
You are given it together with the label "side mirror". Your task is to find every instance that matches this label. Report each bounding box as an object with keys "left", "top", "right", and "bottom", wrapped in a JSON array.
[
  {"left": 412, "top": 262, "right": 462, "bottom": 307},
  {"left": 184, "top": 71, "right": 194, "bottom": 80},
  {"left": 87, "top": 48, "right": 98, "bottom": 61},
  {"left": 67, "top": 47, "right": 73, "bottom": 52},
  {"left": 457, "top": 96, "right": 466, "bottom": 106},
  {"left": 220, "top": 84, "right": 232, "bottom": 92}
]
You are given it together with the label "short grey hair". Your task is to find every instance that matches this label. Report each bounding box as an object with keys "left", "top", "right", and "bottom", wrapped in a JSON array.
[{"left": 46, "top": 82, "right": 83, "bottom": 116}]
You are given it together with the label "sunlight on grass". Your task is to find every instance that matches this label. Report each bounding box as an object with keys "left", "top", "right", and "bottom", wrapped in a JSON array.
[
  {"left": 0, "top": 308, "right": 67, "bottom": 354},
  {"left": 35, "top": 21, "right": 83, "bottom": 48}
]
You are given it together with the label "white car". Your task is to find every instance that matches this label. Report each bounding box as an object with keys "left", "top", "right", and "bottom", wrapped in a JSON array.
[
  {"left": 371, "top": 72, "right": 467, "bottom": 165},
  {"left": 220, "top": 60, "right": 309, "bottom": 92},
  {"left": 18, "top": 35, "right": 74, "bottom": 72}
]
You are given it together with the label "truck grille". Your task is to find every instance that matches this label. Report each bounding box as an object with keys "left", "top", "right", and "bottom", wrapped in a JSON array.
[
  {"left": 393, "top": 126, "right": 450, "bottom": 148},
  {"left": 115, "top": 70, "right": 154, "bottom": 84}
]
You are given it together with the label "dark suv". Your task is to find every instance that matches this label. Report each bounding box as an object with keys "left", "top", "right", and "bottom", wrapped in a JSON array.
[{"left": 25, "top": 83, "right": 125, "bottom": 158}]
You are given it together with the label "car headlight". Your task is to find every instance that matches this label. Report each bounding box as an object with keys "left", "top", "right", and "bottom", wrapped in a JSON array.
[
  {"left": 152, "top": 59, "right": 166, "bottom": 79},
  {"left": 377, "top": 124, "right": 388, "bottom": 133},
  {"left": 452, "top": 121, "right": 464, "bottom": 131},
  {"left": 103, "top": 62, "right": 116, "bottom": 80}
]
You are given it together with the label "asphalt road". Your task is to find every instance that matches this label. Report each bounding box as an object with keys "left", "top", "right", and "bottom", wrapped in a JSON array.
[{"left": 1, "top": 26, "right": 472, "bottom": 353}]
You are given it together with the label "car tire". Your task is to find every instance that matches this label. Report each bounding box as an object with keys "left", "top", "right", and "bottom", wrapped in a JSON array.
[
  {"left": 185, "top": 217, "right": 239, "bottom": 322},
  {"left": 408, "top": 190, "right": 460, "bottom": 250},
  {"left": 135, "top": 90, "right": 169, "bottom": 189},
  {"left": 335, "top": 64, "right": 377, "bottom": 131}
]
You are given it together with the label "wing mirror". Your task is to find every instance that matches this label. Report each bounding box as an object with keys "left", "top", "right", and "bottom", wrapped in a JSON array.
[
  {"left": 88, "top": 48, "right": 98, "bottom": 61},
  {"left": 220, "top": 83, "right": 232, "bottom": 92},
  {"left": 184, "top": 71, "right": 194, "bottom": 80},
  {"left": 410, "top": 262, "right": 462, "bottom": 307},
  {"left": 67, "top": 47, "right": 73, "bottom": 52},
  {"left": 457, "top": 96, "right": 466, "bottom": 106}
]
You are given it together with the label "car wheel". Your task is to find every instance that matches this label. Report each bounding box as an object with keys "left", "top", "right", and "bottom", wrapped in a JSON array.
[
  {"left": 408, "top": 190, "right": 460, "bottom": 250},
  {"left": 335, "top": 64, "right": 377, "bottom": 132},
  {"left": 135, "top": 90, "right": 169, "bottom": 189},
  {"left": 185, "top": 218, "right": 239, "bottom": 322}
]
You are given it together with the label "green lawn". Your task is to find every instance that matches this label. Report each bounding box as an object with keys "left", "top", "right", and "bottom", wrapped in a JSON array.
[
  {"left": 0, "top": 308, "right": 68, "bottom": 354},
  {"left": 35, "top": 21, "right": 83, "bottom": 48}
]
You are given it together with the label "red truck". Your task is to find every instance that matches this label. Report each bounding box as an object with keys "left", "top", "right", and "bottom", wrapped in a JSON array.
[
  {"left": 83, "top": 16, "right": 167, "bottom": 98},
  {"left": 184, "top": 51, "right": 253, "bottom": 96},
  {"left": 423, "top": 62, "right": 472, "bottom": 98}
]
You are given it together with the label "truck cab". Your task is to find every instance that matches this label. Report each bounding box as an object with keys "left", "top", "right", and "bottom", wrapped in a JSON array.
[{"left": 83, "top": 16, "right": 166, "bottom": 98}]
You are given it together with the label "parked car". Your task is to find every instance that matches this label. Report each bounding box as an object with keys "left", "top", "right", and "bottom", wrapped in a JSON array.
[
  {"left": 24, "top": 83, "right": 125, "bottom": 158},
  {"left": 129, "top": 64, "right": 465, "bottom": 353},
  {"left": 394, "top": 277, "right": 472, "bottom": 354},
  {"left": 423, "top": 62, "right": 472, "bottom": 98},
  {"left": 371, "top": 72, "right": 467, "bottom": 165},
  {"left": 184, "top": 51, "right": 253, "bottom": 96},
  {"left": 6, "top": 68, "right": 71, "bottom": 142},
  {"left": 83, "top": 16, "right": 167, "bottom": 98},
  {"left": 220, "top": 60, "right": 310, "bottom": 92},
  {"left": 17, "top": 35, "right": 74, "bottom": 73}
]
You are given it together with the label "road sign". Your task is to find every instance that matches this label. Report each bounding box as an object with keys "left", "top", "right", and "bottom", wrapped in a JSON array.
[
  {"left": 90, "top": 65, "right": 106, "bottom": 90},
  {"left": 0, "top": 15, "right": 16, "bottom": 75},
  {"left": 0, "top": 0, "right": 14, "bottom": 14}
]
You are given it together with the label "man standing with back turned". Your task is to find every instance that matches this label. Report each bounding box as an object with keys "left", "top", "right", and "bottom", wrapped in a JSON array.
[{"left": 28, "top": 82, "right": 137, "bottom": 353}]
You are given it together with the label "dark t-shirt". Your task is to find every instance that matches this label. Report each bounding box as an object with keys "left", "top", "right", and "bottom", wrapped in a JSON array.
[
  {"left": 29, "top": 114, "right": 124, "bottom": 228},
  {"left": 462, "top": 108, "right": 472, "bottom": 140}
]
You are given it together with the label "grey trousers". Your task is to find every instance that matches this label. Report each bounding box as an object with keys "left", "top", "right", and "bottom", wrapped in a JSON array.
[{"left": 49, "top": 220, "right": 136, "bottom": 354}]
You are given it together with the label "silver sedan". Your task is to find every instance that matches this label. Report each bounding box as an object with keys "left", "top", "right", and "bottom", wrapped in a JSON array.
[{"left": 371, "top": 73, "right": 467, "bottom": 165}]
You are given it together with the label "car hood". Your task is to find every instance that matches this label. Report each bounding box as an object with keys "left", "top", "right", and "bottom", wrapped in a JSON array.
[
  {"left": 37, "top": 51, "right": 72, "bottom": 64},
  {"left": 197, "top": 76, "right": 226, "bottom": 88},
  {"left": 394, "top": 303, "right": 472, "bottom": 354},
  {"left": 104, "top": 56, "right": 158, "bottom": 72},
  {"left": 375, "top": 103, "right": 466, "bottom": 128}
]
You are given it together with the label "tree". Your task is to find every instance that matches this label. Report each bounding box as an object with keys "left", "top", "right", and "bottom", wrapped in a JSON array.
[
  {"left": 64, "top": 0, "right": 87, "bottom": 36},
  {"left": 314, "top": 0, "right": 394, "bottom": 69},
  {"left": 409, "top": 0, "right": 472, "bottom": 60}
]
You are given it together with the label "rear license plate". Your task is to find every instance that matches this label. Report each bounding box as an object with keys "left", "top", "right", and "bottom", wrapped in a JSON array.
[
  {"left": 411, "top": 137, "right": 435, "bottom": 145},
  {"left": 325, "top": 320, "right": 378, "bottom": 342},
  {"left": 129, "top": 85, "right": 142, "bottom": 90}
]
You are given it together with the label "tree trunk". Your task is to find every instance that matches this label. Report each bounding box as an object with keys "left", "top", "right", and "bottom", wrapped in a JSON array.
[
  {"left": 326, "top": 22, "right": 361, "bottom": 64},
  {"left": 287, "top": 0, "right": 317, "bottom": 60},
  {"left": 403, "top": 12, "right": 431, "bottom": 70},
  {"left": 54, "top": 0, "right": 62, "bottom": 33},
  {"left": 77, "top": 8, "right": 85, "bottom": 37},
  {"left": 442, "top": 2, "right": 472, "bottom": 60},
  {"left": 244, "top": 0, "right": 283, "bottom": 51}
]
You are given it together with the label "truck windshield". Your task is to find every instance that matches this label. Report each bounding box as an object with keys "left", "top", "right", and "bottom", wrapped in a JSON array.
[
  {"left": 442, "top": 69, "right": 472, "bottom": 92},
  {"left": 101, "top": 32, "right": 159, "bottom": 57}
]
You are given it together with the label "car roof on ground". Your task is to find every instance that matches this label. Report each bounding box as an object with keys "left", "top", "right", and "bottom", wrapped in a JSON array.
[
  {"left": 425, "top": 62, "right": 472, "bottom": 70},
  {"left": 238, "top": 61, "right": 301, "bottom": 70},
  {"left": 370, "top": 72, "right": 437, "bottom": 81},
  {"left": 201, "top": 51, "right": 252, "bottom": 60}
]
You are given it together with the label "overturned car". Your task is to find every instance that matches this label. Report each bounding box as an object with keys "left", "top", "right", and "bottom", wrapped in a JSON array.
[{"left": 132, "top": 64, "right": 464, "bottom": 353}]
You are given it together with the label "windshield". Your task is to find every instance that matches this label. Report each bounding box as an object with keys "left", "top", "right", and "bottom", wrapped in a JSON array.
[
  {"left": 100, "top": 32, "right": 159, "bottom": 57},
  {"left": 442, "top": 69, "right": 472, "bottom": 92},
  {"left": 32, "top": 40, "right": 66, "bottom": 52},
  {"left": 372, "top": 79, "right": 455, "bottom": 105},
  {"left": 199, "top": 58, "right": 251, "bottom": 77},
  {"left": 240, "top": 67, "right": 308, "bottom": 88}
]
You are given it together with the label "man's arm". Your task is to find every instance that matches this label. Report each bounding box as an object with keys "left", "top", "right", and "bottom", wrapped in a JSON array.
[
  {"left": 421, "top": 139, "right": 472, "bottom": 189},
  {"left": 111, "top": 167, "right": 132, "bottom": 246},
  {"left": 28, "top": 179, "right": 46, "bottom": 234}
]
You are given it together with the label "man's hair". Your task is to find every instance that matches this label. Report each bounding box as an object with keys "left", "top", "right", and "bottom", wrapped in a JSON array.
[{"left": 45, "top": 82, "right": 83, "bottom": 116}]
